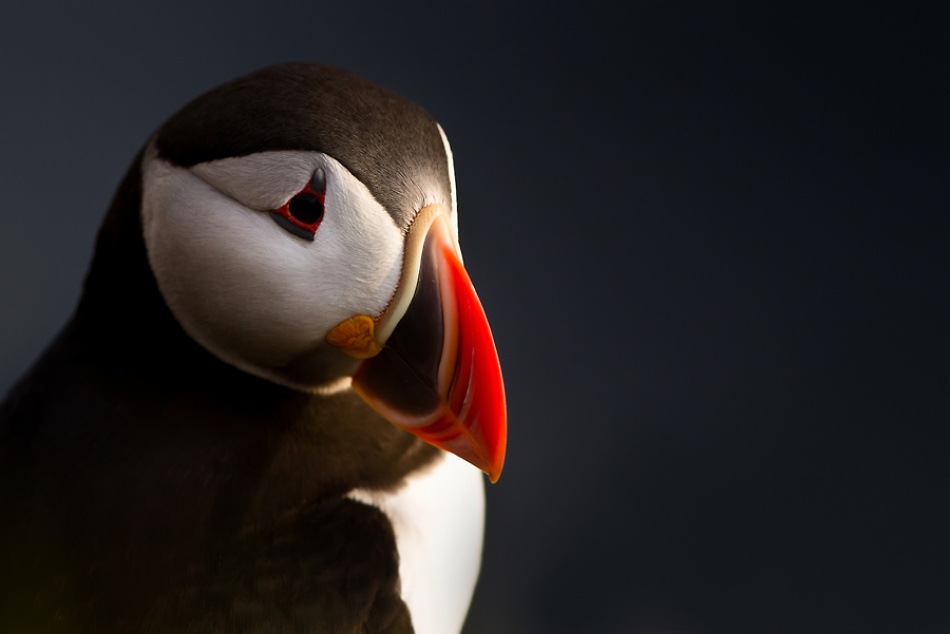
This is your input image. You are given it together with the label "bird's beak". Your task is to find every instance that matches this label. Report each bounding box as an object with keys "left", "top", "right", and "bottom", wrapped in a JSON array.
[{"left": 326, "top": 205, "right": 507, "bottom": 482}]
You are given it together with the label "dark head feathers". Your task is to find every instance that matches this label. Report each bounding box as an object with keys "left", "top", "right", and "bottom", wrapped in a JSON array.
[{"left": 154, "top": 63, "right": 452, "bottom": 228}]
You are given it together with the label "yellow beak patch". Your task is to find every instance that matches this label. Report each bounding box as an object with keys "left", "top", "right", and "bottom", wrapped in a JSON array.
[{"left": 326, "top": 314, "right": 384, "bottom": 359}]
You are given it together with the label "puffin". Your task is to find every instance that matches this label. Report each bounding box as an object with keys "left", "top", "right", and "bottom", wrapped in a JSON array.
[{"left": 0, "top": 63, "right": 506, "bottom": 634}]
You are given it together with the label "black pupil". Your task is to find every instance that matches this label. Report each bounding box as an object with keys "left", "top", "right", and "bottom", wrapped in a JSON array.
[{"left": 288, "top": 193, "right": 324, "bottom": 225}]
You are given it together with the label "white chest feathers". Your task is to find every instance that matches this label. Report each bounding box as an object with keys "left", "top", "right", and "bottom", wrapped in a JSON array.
[{"left": 348, "top": 454, "right": 485, "bottom": 634}]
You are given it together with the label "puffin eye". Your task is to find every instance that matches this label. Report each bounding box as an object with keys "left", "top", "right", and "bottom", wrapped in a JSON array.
[
  {"left": 289, "top": 193, "right": 324, "bottom": 225},
  {"left": 270, "top": 168, "right": 327, "bottom": 241}
]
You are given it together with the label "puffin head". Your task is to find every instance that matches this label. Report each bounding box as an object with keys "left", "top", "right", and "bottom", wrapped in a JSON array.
[{"left": 138, "top": 63, "right": 506, "bottom": 481}]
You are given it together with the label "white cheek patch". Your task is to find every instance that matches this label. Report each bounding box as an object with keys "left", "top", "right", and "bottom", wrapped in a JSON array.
[
  {"left": 191, "top": 151, "right": 322, "bottom": 211},
  {"left": 141, "top": 146, "right": 404, "bottom": 386}
]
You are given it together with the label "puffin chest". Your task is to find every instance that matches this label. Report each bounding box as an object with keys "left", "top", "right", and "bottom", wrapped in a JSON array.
[{"left": 349, "top": 453, "right": 485, "bottom": 634}]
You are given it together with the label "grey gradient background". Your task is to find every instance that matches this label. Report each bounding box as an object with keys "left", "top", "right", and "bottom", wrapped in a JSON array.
[{"left": 1, "top": 2, "right": 948, "bottom": 632}]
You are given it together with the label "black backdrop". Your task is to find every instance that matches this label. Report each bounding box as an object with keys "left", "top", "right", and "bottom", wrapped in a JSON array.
[{"left": 1, "top": 3, "right": 947, "bottom": 632}]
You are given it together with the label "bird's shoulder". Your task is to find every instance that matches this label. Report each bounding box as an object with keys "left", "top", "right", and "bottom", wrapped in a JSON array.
[{"left": 0, "top": 321, "right": 436, "bottom": 634}]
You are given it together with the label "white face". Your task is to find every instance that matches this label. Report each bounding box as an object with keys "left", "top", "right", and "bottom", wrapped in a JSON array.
[{"left": 140, "top": 145, "right": 406, "bottom": 391}]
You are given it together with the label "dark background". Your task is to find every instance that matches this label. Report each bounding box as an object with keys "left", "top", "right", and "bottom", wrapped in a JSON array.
[{"left": 1, "top": 3, "right": 947, "bottom": 632}]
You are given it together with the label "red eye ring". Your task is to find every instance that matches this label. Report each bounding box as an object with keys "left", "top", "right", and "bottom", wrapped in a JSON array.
[{"left": 270, "top": 168, "right": 327, "bottom": 241}]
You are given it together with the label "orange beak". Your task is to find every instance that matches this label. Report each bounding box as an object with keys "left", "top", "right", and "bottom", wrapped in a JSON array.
[{"left": 326, "top": 207, "right": 507, "bottom": 482}]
